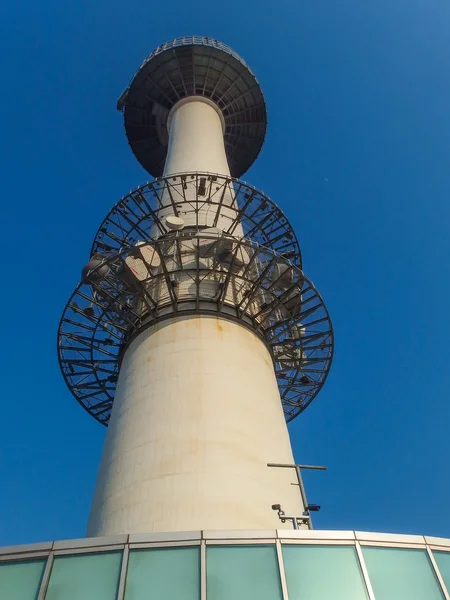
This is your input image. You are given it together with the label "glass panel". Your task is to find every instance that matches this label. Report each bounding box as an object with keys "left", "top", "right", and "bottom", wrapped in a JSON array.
[
  {"left": 433, "top": 551, "right": 450, "bottom": 596},
  {"left": 362, "top": 546, "right": 444, "bottom": 600},
  {"left": 45, "top": 551, "right": 122, "bottom": 600},
  {"left": 124, "top": 546, "right": 200, "bottom": 600},
  {"left": 282, "top": 544, "right": 369, "bottom": 600},
  {"left": 207, "top": 545, "right": 282, "bottom": 600},
  {"left": 0, "top": 558, "right": 46, "bottom": 600}
]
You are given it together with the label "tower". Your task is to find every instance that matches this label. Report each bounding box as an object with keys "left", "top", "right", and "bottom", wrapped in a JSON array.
[{"left": 58, "top": 37, "right": 333, "bottom": 536}]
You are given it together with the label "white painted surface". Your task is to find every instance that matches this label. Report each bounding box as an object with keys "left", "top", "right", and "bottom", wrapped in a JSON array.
[
  {"left": 150, "top": 97, "right": 242, "bottom": 235},
  {"left": 164, "top": 98, "right": 230, "bottom": 177},
  {"left": 87, "top": 316, "right": 304, "bottom": 536}
]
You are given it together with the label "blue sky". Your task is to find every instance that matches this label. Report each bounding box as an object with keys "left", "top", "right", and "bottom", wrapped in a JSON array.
[{"left": 1, "top": 0, "right": 450, "bottom": 545}]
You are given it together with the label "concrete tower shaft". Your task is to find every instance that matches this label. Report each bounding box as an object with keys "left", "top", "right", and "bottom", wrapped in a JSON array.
[
  {"left": 87, "top": 60, "right": 302, "bottom": 535},
  {"left": 152, "top": 96, "right": 243, "bottom": 236},
  {"left": 87, "top": 317, "right": 303, "bottom": 535},
  {"left": 164, "top": 98, "right": 229, "bottom": 177}
]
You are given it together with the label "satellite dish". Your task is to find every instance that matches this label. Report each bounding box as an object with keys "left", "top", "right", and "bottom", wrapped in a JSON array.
[
  {"left": 272, "top": 263, "right": 294, "bottom": 287},
  {"left": 198, "top": 227, "right": 234, "bottom": 257},
  {"left": 81, "top": 254, "right": 111, "bottom": 281},
  {"left": 165, "top": 215, "right": 185, "bottom": 230}
]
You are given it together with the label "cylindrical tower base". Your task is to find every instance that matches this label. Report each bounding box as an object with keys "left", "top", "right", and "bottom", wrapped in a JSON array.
[{"left": 87, "top": 315, "right": 304, "bottom": 536}]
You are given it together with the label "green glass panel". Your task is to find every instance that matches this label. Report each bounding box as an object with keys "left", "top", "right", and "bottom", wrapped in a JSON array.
[
  {"left": 362, "top": 546, "right": 444, "bottom": 600},
  {"left": 282, "top": 544, "right": 369, "bottom": 600},
  {"left": 0, "top": 558, "right": 46, "bottom": 600},
  {"left": 207, "top": 545, "right": 282, "bottom": 600},
  {"left": 433, "top": 551, "right": 450, "bottom": 596},
  {"left": 45, "top": 551, "right": 122, "bottom": 600},
  {"left": 124, "top": 546, "right": 200, "bottom": 600}
]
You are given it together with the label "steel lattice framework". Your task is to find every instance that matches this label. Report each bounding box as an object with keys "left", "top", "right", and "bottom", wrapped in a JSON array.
[
  {"left": 117, "top": 36, "right": 267, "bottom": 178},
  {"left": 59, "top": 234, "right": 332, "bottom": 424},
  {"left": 58, "top": 38, "right": 334, "bottom": 427},
  {"left": 90, "top": 172, "right": 302, "bottom": 268}
]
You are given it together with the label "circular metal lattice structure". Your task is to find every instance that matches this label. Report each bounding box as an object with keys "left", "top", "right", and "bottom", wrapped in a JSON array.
[
  {"left": 58, "top": 233, "right": 333, "bottom": 425},
  {"left": 91, "top": 172, "right": 302, "bottom": 269},
  {"left": 118, "top": 36, "right": 267, "bottom": 178}
]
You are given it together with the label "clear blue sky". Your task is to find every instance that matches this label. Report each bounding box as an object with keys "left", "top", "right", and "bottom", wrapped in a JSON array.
[{"left": 1, "top": 0, "right": 450, "bottom": 546}]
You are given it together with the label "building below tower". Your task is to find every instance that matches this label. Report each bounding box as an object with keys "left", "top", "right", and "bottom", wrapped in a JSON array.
[{"left": 2, "top": 529, "right": 450, "bottom": 600}]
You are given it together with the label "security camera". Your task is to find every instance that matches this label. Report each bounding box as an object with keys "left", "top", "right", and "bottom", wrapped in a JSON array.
[{"left": 271, "top": 504, "right": 281, "bottom": 511}]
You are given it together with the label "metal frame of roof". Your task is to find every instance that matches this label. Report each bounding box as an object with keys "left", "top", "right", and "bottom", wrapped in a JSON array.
[{"left": 118, "top": 37, "right": 267, "bottom": 178}]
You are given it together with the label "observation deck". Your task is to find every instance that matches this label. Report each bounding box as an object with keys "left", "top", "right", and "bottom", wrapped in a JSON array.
[{"left": 117, "top": 36, "right": 267, "bottom": 177}]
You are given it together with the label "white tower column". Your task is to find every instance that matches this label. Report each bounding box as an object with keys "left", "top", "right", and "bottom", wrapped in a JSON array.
[
  {"left": 86, "top": 96, "right": 304, "bottom": 537},
  {"left": 87, "top": 316, "right": 303, "bottom": 535},
  {"left": 163, "top": 97, "right": 230, "bottom": 177},
  {"left": 151, "top": 97, "right": 242, "bottom": 235}
]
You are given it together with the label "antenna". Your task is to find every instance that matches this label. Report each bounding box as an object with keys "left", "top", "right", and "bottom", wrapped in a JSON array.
[{"left": 268, "top": 463, "right": 327, "bottom": 529}]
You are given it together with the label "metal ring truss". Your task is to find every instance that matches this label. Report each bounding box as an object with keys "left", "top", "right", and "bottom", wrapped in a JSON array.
[
  {"left": 118, "top": 36, "right": 267, "bottom": 178},
  {"left": 58, "top": 233, "right": 333, "bottom": 425},
  {"left": 91, "top": 172, "right": 302, "bottom": 269}
]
